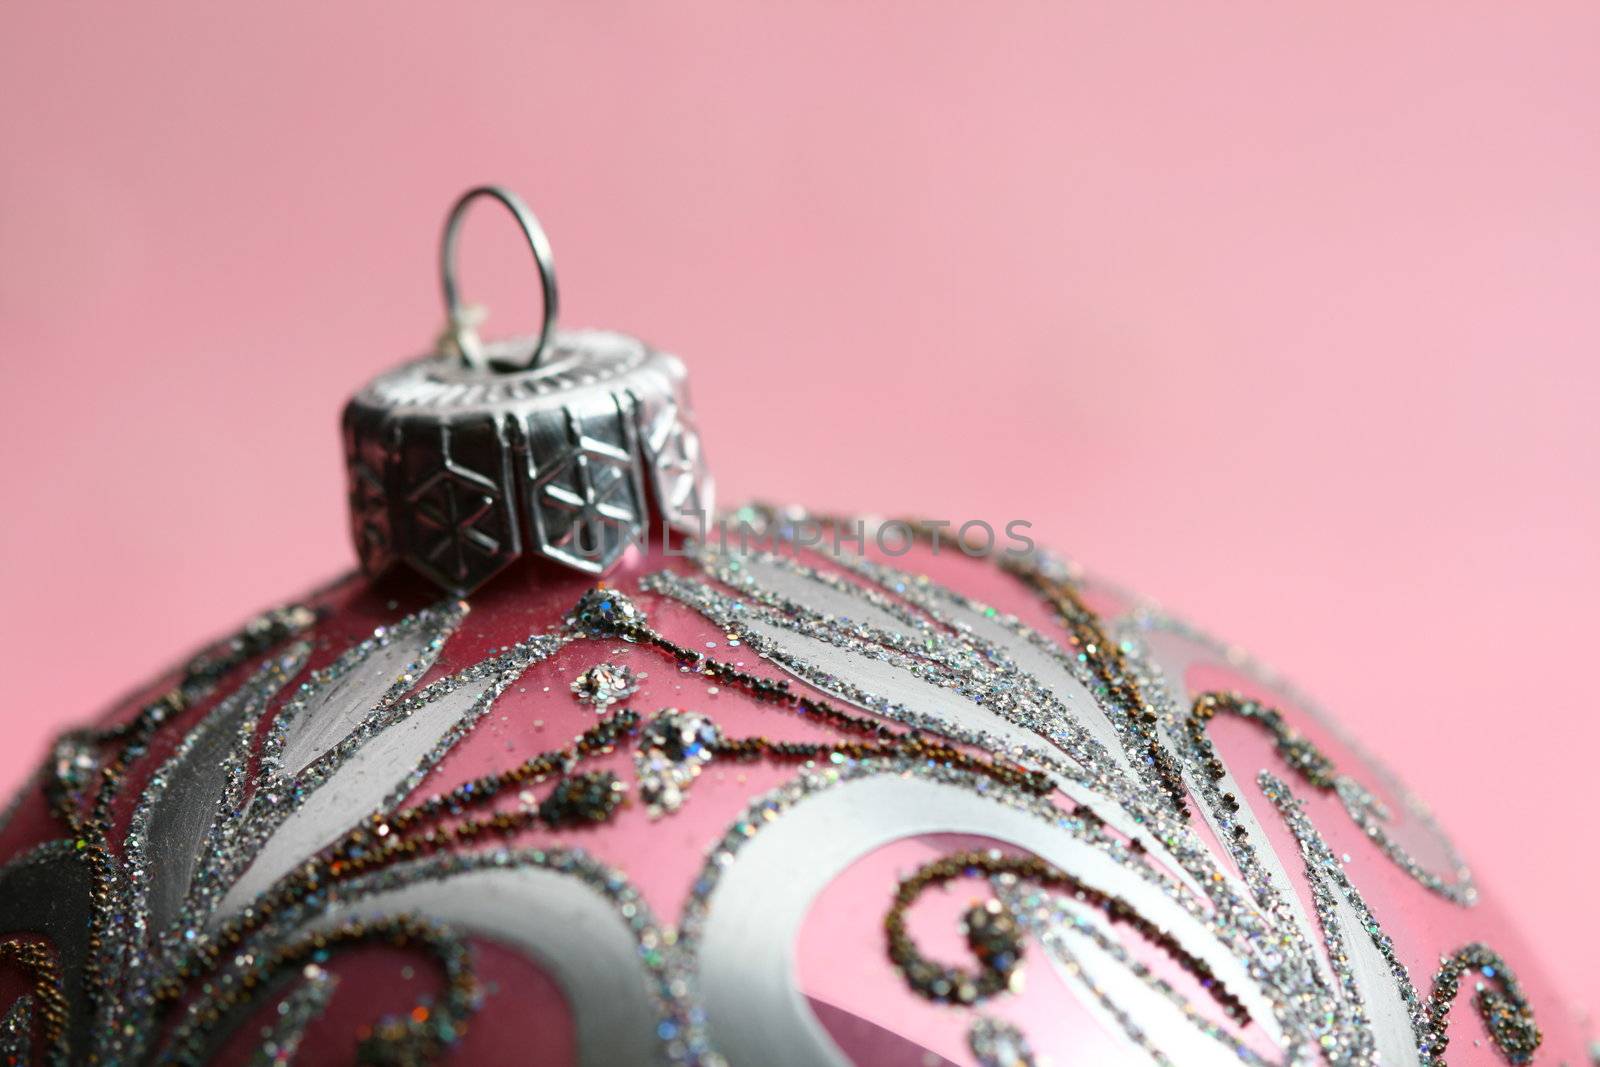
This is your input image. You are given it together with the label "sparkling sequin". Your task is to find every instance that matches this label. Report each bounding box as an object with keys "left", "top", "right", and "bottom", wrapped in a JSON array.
[
  {"left": 635, "top": 710, "right": 723, "bottom": 817},
  {"left": 570, "top": 662, "right": 642, "bottom": 708},
  {"left": 968, "top": 1014, "right": 1037, "bottom": 1067},
  {"left": 567, "top": 586, "right": 647, "bottom": 636}
]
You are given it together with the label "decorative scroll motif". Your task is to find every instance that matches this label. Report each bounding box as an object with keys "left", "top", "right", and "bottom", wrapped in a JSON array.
[
  {"left": 0, "top": 510, "right": 1559, "bottom": 1065},
  {"left": 996, "top": 874, "right": 1265, "bottom": 1065},
  {"left": 640, "top": 529, "right": 1542, "bottom": 1065},
  {"left": 1183, "top": 691, "right": 1477, "bottom": 906},
  {"left": 885, "top": 850, "right": 1248, "bottom": 1022},
  {"left": 1424, "top": 947, "right": 1540, "bottom": 1065},
  {"left": 0, "top": 601, "right": 707, "bottom": 1065}
]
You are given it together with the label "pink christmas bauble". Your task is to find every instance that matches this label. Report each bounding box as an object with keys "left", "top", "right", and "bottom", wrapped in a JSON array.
[
  {"left": 0, "top": 525, "right": 1587, "bottom": 1065},
  {"left": 0, "top": 188, "right": 1587, "bottom": 1065}
]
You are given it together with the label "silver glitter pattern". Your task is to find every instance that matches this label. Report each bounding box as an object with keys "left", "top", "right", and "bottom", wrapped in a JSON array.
[
  {"left": 0, "top": 511, "right": 1566, "bottom": 1065},
  {"left": 1, "top": 996, "right": 32, "bottom": 1067}
]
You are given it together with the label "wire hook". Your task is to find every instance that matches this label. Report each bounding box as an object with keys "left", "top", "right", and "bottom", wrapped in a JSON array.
[{"left": 439, "top": 185, "right": 559, "bottom": 370}]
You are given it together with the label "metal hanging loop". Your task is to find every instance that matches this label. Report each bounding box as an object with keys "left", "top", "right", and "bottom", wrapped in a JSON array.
[{"left": 439, "top": 185, "right": 560, "bottom": 371}]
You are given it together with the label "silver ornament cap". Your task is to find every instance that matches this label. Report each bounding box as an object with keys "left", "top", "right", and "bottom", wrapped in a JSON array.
[{"left": 342, "top": 186, "right": 712, "bottom": 595}]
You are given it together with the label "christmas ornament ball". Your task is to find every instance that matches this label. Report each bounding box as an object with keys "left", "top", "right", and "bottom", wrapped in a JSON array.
[{"left": 0, "top": 191, "right": 1587, "bottom": 1066}]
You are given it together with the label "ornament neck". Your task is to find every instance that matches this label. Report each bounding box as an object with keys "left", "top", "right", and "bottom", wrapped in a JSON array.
[{"left": 341, "top": 186, "right": 713, "bottom": 595}]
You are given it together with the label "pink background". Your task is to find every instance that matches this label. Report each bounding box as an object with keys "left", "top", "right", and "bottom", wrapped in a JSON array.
[{"left": 1, "top": 1, "right": 1596, "bottom": 1021}]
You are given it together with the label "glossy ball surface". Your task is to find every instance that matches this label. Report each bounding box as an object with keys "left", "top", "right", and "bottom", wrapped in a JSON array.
[{"left": 0, "top": 526, "right": 1585, "bottom": 1065}]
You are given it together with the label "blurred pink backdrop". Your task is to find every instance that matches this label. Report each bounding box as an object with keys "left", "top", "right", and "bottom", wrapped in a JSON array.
[{"left": 1, "top": 2, "right": 1596, "bottom": 1018}]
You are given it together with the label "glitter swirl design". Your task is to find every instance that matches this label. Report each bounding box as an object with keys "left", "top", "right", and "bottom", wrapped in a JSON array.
[{"left": 0, "top": 512, "right": 1564, "bottom": 1065}]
